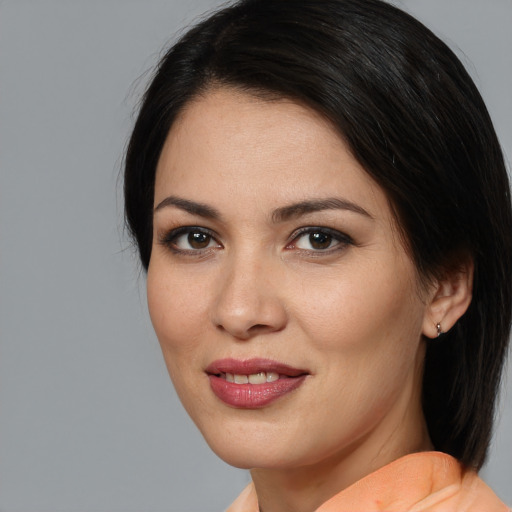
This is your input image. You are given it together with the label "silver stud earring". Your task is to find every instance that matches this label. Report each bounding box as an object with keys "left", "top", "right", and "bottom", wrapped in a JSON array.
[{"left": 436, "top": 323, "right": 442, "bottom": 338}]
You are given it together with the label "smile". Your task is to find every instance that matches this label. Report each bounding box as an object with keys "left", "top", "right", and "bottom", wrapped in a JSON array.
[
  {"left": 206, "top": 358, "right": 309, "bottom": 408},
  {"left": 222, "top": 371, "right": 280, "bottom": 384}
]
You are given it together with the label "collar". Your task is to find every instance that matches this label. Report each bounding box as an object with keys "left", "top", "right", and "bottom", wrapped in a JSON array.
[{"left": 226, "top": 451, "right": 508, "bottom": 512}]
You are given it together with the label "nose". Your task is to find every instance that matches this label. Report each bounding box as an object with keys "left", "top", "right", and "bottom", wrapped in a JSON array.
[{"left": 211, "top": 253, "right": 288, "bottom": 340}]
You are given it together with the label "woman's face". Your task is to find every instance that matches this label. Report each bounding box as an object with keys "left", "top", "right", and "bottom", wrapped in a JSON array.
[{"left": 147, "top": 88, "right": 434, "bottom": 472}]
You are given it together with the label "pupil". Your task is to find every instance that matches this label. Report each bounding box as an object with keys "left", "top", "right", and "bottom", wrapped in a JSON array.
[
  {"left": 310, "top": 232, "right": 331, "bottom": 249},
  {"left": 188, "top": 232, "right": 210, "bottom": 249}
]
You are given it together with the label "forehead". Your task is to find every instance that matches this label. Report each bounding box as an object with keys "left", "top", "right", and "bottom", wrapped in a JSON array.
[
  {"left": 158, "top": 89, "right": 341, "bottom": 175},
  {"left": 155, "top": 87, "right": 385, "bottom": 211}
]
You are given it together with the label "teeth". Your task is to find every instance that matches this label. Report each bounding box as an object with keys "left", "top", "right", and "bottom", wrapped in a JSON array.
[
  {"left": 223, "top": 371, "right": 281, "bottom": 384},
  {"left": 248, "top": 372, "right": 266, "bottom": 384},
  {"left": 266, "top": 371, "right": 279, "bottom": 382}
]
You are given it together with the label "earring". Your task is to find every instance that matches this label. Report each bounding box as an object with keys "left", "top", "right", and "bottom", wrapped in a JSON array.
[{"left": 436, "top": 323, "right": 442, "bottom": 337}]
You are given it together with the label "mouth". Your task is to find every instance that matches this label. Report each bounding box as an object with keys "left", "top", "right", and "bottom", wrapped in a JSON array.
[{"left": 205, "top": 358, "right": 309, "bottom": 408}]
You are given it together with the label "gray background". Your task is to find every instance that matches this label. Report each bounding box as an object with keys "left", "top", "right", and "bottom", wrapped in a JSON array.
[{"left": 0, "top": 1, "right": 510, "bottom": 510}]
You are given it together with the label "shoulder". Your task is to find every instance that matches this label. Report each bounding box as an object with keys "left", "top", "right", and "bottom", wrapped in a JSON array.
[
  {"left": 454, "top": 470, "right": 510, "bottom": 512},
  {"left": 225, "top": 483, "right": 258, "bottom": 512}
]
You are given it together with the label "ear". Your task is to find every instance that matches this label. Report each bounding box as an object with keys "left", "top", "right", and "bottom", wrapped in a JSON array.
[{"left": 422, "top": 259, "right": 474, "bottom": 339}]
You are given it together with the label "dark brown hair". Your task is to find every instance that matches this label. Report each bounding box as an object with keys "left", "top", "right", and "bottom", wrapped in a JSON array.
[{"left": 124, "top": 0, "right": 512, "bottom": 469}]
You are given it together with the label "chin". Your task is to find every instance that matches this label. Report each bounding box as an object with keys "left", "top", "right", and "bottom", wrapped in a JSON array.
[
  {"left": 198, "top": 425, "right": 300, "bottom": 470},
  {"left": 212, "top": 450, "right": 267, "bottom": 470},
  {"left": 210, "top": 447, "right": 298, "bottom": 471}
]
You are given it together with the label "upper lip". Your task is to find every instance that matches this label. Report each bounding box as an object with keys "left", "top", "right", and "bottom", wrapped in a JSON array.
[{"left": 205, "top": 358, "right": 309, "bottom": 377}]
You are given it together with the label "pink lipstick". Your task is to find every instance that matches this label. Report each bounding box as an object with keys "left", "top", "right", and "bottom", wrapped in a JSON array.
[{"left": 205, "top": 358, "right": 308, "bottom": 408}]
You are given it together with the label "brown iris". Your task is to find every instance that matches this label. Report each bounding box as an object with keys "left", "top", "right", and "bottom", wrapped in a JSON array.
[
  {"left": 188, "top": 232, "right": 211, "bottom": 249},
  {"left": 309, "top": 232, "right": 332, "bottom": 250}
]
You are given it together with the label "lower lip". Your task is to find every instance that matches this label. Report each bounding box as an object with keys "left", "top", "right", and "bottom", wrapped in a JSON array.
[{"left": 208, "top": 375, "right": 307, "bottom": 408}]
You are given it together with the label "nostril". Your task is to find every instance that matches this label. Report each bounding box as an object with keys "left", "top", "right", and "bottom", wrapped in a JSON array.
[
  {"left": 250, "top": 324, "right": 269, "bottom": 331},
  {"left": 248, "top": 323, "right": 285, "bottom": 336}
]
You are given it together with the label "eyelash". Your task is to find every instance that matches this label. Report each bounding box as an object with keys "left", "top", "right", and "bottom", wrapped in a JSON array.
[
  {"left": 158, "top": 226, "right": 221, "bottom": 255},
  {"left": 158, "top": 226, "right": 353, "bottom": 256},
  {"left": 287, "top": 227, "right": 353, "bottom": 255}
]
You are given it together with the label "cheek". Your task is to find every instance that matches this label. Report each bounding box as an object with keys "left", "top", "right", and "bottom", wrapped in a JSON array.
[
  {"left": 287, "top": 266, "right": 425, "bottom": 451},
  {"left": 146, "top": 263, "right": 215, "bottom": 415},
  {"left": 146, "top": 263, "right": 210, "bottom": 362},
  {"left": 292, "top": 259, "right": 425, "bottom": 360}
]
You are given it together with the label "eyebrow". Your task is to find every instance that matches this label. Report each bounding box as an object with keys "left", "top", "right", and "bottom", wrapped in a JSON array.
[
  {"left": 271, "top": 198, "right": 373, "bottom": 223},
  {"left": 154, "top": 195, "right": 373, "bottom": 223},
  {"left": 154, "top": 196, "right": 221, "bottom": 219}
]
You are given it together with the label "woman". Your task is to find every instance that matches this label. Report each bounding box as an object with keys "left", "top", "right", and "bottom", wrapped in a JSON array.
[{"left": 124, "top": 0, "right": 512, "bottom": 510}]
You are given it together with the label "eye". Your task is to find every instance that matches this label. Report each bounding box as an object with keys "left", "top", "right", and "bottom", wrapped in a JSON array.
[
  {"left": 296, "top": 231, "right": 334, "bottom": 250},
  {"left": 289, "top": 227, "right": 352, "bottom": 252},
  {"left": 180, "top": 231, "right": 215, "bottom": 250},
  {"left": 159, "top": 226, "right": 221, "bottom": 253}
]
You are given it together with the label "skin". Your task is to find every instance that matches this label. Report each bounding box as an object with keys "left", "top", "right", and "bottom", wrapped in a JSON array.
[{"left": 147, "top": 88, "right": 472, "bottom": 512}]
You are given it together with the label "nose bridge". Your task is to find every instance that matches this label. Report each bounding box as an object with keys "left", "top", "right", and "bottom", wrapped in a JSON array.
[{"left": 211, "top": 245, "right": 287, "bottom": 339}]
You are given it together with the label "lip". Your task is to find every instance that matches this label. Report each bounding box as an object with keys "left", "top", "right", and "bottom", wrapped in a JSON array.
[{"left": 206, "top": 358, "right": 309, "bottom": 408}]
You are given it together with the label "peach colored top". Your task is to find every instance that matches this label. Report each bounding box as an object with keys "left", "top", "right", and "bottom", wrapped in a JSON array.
[{"left": 226, "top": 452, "right": 510, "bottom": 512}]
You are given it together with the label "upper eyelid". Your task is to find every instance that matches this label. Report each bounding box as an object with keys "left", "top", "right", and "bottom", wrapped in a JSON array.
[
  {"left": 159, "top": 224, "right": 349, "bottom": 237},
  {"left": 159, "top": 225, "right": 217, "bottom": 236},
  {"left": 158, "top": 225, "right": 220, "bottom": 245},
  {"left": 290, "top": 226, "right": 353, "bottom": 241}
]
